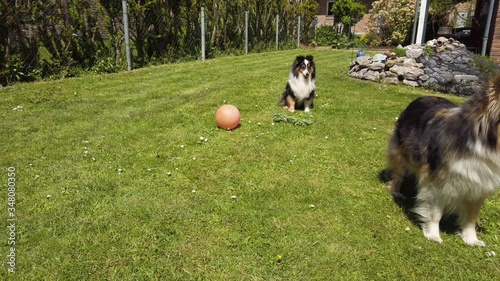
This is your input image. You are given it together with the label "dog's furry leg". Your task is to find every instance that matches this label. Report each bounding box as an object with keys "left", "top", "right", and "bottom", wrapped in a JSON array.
[
  {"left": 416, "top": 187, "right": 444, "bottom": 243},
  {"left": 388, "top": 173, "right": 404, "bottom": 197},
  {"left": 286, "top": 96, "right": 296, "bottom": 112},
  {"left": 387, "top": 159, "right": 405, "bottom": 195},
  {"left": 459, "top": 199, "right": 486, "bottom": 247},
  {"left": 303, "top": 92, "right": 314, "bottom": 113},
  {"left": 386, "top": 136, "right": 406, "bottom": 196},
  {"left": 304, "top": 103, "right": 311, "bottom": 113}
]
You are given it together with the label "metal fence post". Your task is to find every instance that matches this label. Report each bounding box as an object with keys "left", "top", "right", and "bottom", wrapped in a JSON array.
[
  {"left": 245, "top": 10, "right": 249, "bottom": 55},
  {"left": 411, "top": 0, "right": 420, "bottom": 44},
  {"left": 201, "top": 7, "right": 206, "bottom": 61},
  {"left": 297, "top": 16, "right": 301, "bottom": 48},
  {"left": 122, "top": 0, "right": 132, "bottom": 71},
  {"left": 275, "top": 14, "right": 279, "bottom": 50}
]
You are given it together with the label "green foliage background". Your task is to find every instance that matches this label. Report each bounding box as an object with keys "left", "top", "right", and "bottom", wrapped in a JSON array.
[
  {"left": 331, "top": 0, "right": 366, "bottom": 35},
  {"left": 0, "top": 0, "right": 319, "bottom": 85}
]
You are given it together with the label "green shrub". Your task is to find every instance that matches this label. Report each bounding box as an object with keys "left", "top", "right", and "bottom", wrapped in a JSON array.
[
  {"left": 360, "top": 32, "right": 382, "bottom": 47},
  {"left": 390, "top": 48, "right": 406, "bottom": 57},
  {"left": 367, "top": 0, "right": 416, "bottom": 46},
  {"left": 91, "top": 56, "right": 118, "bottom": 74},
  {"left": 471, "top": 54, "right": 499, "bottom": 79},
  {"left": 314, "top": 25, "right": 338, "bottom": 46},
  {"left": 423, "top": 45, "right": 435, "bottom": 57},
  {"left": 0, "top": 55, "right": 26, "bottom": 85},
  {"left": 331, "top": 35, "right": 356, "bottom": 49}
]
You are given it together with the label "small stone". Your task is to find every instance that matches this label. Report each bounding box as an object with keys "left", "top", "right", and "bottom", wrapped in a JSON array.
[
  {"left": 403, "top": 79, "right": 419, "bottom": 87},
  {"left": 372, "top": 54, "right": 387, "bottom": 63},
  {"left": 385, "top": 59, "right": 397, "bottom": 68}
]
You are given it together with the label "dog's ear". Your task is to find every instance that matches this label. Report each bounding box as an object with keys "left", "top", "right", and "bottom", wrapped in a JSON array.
[
  {"left": 305, "top": 55, "right": 314, "bottom": 62},
  {"left": 295, "top": 56, "right": 305, "bottom": 62}
]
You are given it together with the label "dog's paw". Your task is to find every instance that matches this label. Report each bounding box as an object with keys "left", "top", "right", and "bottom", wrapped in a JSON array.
[
  {"left": 425, "top": 235, "right": 443, "bottom": 244},
  {"left": 461, "top": 227, "right": 486, "bottom": 247},
  {"left": 465, "top": 239, "right": 486, "bottom": 247},
  {"left": 462, "top": 236, "right": 486, "bottom": 247},
  {"left": 288, "top": 108, "right": 295, "bottom": 112},
  {"left": 424, "top": 230, "right": 443, "bottom": 244}
]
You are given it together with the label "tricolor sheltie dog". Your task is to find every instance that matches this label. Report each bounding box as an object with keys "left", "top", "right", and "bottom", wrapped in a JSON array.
[
  {"left": 279, "top": 55, "right": 316, "bottom": 113},
  {"left": 387, "top": 75, "right": 500, "bottom": 246}
]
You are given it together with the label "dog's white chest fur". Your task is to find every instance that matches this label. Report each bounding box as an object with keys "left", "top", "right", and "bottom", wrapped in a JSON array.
[
  {"left": 447, "top": 154, "right": 500, "bottom": 199},
  {"left": 288, "top": 73, "right": 315, "bottom": 100}
]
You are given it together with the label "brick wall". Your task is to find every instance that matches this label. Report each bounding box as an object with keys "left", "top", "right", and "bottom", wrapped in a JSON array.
[{"left": 490, "top": 2, "right": 500, "bottom": 64}]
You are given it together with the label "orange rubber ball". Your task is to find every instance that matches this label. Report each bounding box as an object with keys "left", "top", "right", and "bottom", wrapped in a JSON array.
[{"left": 215, "top": 104, "right": 240, "bottom": 130}]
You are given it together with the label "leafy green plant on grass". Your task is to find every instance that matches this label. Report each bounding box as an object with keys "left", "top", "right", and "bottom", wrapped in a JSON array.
[
  {"left": 273, "top": 112, "right": 313, "bottom": 126},
  {"left": 1, "top": 50, "right": 499, "bottom": 280}
]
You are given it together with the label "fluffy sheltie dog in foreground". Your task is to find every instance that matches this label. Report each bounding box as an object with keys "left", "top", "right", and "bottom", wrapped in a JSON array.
[
  {"left": 387, "top": 75, "right": 500, "bottom": 246},
  {"left": 279, "top": 55, "right": 316, "bottom": 113}
]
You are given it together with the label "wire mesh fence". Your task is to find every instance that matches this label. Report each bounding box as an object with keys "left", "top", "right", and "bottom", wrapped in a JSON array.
[{"left": 0, "top": 0, "right": 319, "bottom": 86}]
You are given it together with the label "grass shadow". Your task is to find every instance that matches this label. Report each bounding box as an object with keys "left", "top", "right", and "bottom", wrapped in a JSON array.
[{"left": 379, "top": 169, "right": 461, "bottom": 235}]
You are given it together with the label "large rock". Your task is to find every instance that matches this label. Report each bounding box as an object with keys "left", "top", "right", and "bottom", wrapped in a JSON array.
[
  {"left": 383, "top": 76, "right": 399, "bottom": 84},
  {"left": 406, "top": 49, "right": 423, "bottom": 59},
  {"left": 390, "top": 65, "right": 424, "bottom": 80},
  {"left": 356, "top": 56, "right": 372, "bottom": 68},
  {"left": 368, "top": 62, "right": 386, "bottom": 71},
  {"left": 365, "top": 70, "right": 381, "bottom": 81}
]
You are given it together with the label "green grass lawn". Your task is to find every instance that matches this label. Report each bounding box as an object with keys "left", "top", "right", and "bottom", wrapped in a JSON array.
[{"left": 1, "top": 49, "right": 499, "bottom": 280}]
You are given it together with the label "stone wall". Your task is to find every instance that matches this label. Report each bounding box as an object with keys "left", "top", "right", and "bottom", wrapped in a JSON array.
[{"left": 349, "top": 37, "right": 486, "bottom": 96}]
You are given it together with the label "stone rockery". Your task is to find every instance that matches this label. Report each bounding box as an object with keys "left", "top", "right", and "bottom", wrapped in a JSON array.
[{"left": 349, "top": 37, "right": 486, "bottom": 96}]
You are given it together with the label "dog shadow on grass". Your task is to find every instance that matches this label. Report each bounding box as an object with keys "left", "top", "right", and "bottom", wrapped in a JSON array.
[{"left": 378, "top": 169, "right": 463, "bottom": 235}]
